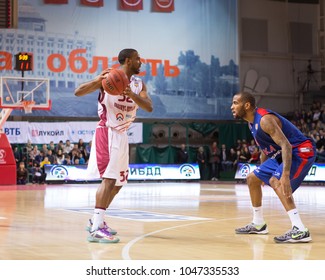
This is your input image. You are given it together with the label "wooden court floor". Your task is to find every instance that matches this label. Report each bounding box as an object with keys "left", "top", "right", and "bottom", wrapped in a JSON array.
[{"left": 0, "top": 181, "right": 325, "bottom": 260}]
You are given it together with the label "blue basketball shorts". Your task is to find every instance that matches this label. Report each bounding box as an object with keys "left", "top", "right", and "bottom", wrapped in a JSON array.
[{"left": 253, "top": 140, "right": 316, "bottom": 192}]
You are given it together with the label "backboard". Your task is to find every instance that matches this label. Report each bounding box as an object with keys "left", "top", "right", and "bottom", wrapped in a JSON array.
[{"left": 0, "top": 76, "right": 51, "bottom": 111}]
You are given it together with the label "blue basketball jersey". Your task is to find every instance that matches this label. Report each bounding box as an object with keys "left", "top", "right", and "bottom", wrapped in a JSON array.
[
  {"left": 249, "top": 108, "right": 316, "bottom": 191},
  {"left": 249, "top": 108, "right": 310, "bottom": 159}
]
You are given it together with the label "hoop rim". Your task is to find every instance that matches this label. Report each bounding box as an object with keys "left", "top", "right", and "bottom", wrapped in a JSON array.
[{"left": 21, "top": 100, "right": 35, "bottom": 114}]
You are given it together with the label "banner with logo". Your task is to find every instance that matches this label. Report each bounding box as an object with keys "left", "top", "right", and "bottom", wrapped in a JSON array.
[
  {"left": 80, "top": 0, "right": 104, "bottom": 7},
  {"left": 152, "top": 0, "right": 174, "bottom": 13},
  {"left": 44, "top": 163, "right": 200, "bottom": 181},
  {"left": 66, "top": 121, "right": 96, "bottom": 143},
  {"left": 0, "top": 0, "right": 238, "bottom": 121},
  {"left": 235, "top": 162, "right": 325, "bottom": 182},
  {"left": 3, "top": 121, "right": 143, "bottom": 144},
  {"left": 1, "top": 121, "right": 29, "bottom": 143},
  {"left": 119, "top": 0, "right": 143, "bottom": 11}
]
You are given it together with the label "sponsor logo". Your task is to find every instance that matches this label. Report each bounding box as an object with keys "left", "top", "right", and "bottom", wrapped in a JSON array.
[
  {"left": 179, "top": 164, "right": 195, "bottom": 177},
  {"left": 0, "top": 149, "right": 7, "bottom": 164},
  {"left": 292, "top": 232, "right": 306, "bottom": 239},
  {"left": 239, "top": 163, "right": 250, "bottom": 177},
  {"left": 116, "top": 113, "right": 124, "bottom": 121},
  {"left": 50, "top": 165, "right": 68, "bottom": 179}
]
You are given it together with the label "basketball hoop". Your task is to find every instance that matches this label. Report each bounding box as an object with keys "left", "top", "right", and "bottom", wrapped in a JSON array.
[{"left": 21, "top": 100, "right": 35, "bottom": 114}]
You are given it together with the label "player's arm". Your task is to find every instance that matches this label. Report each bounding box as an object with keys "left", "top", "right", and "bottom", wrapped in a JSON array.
[
  {"left": 123, "top": 82, "right": 153, "bottom": 112},
  {"left": 74, "top": 69, "right": 109, "bottom": 97},
  {"left": 260, "top": 114, "right": 292, "bottom": 196}
]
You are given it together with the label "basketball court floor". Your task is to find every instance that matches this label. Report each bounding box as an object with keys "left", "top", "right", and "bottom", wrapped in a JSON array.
[{"left": 0, "top": 180, "right": 325, "bottom": 260}]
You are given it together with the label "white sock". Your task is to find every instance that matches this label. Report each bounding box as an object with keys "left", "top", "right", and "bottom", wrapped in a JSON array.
[
  {"left": 287, "top": 209, "right": 305, "bottom": 230},
  {"left": 252, "top": 206, "right": 265, "bottom": 225},
  {"left": 91, "top": 208, "right": 106, "bottom": 231}
]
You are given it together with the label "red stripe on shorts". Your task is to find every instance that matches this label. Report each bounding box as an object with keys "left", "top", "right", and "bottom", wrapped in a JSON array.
[
  {"left": 292, "top": 157, "right": 307, "bottom": 180},
  {"left": 95, "top": 127, "right": 110, "bottom": 177}
]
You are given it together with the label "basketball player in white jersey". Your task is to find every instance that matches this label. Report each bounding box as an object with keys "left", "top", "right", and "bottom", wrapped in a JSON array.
[{"left": 75, "top": 49, "right": 153, "bottom": 243}]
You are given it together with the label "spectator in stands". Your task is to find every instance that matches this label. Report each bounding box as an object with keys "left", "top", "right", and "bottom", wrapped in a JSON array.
[
  {"left": 41, "top": 144, "right": 48, "bottom": 155},
  {"left": 319, "top": 129, "right": 325, "bottom": 145},
  {"left": 40, "top": 156, "right": 51, "bottom": 169},
  {"left": 300, "top": 109, "right": 308, "bottom": 123},
  {"left": 239, "top": 145, "right": 251, "bottom": 162},
  {"left": 298, "top": 118, "right": 309, "bottom": 136},
  {"left": 79, "top": 143, "right": 88, "bottom": 161},
  {"left": 24, "top": 140, "right": 33, "bottom": 154},
  {"left": 13, "top": 145, "right": 22, "bottom": 166},
  {"left": 197, "top": 146, "right": 208, "bottom": 180},
  {"left": 234, "top": 139, "right": 242, "bottom": 151},
  {"left": 63, "top": 154, "right": 72, "bottom": 165},
  {"left": 55, "top": 140, "right": 65, "bottom": 154},
  {"left": 220, "top": 144, "right": 233, "bottom": 171},
  {"left": 78, "top": 153, "right": 86, "bottom": 165},
  {"left": 86, "top": 140, "right": 92, "bottom": 156},
  {"left": 63, "top": 139, "right": 74, "bottom": 155},
  {"left": 29, "top": 145, "right": 40, "bottom": 164},
  {"left": 248, "top": 139, "right": 258, "bottom": 155},
  {"left": 248, "top": 146, "right": 260, "bottom": 164},
  {"left": 48, "top": 141, "right": 56, "bottom": 152},
  {"left": 34, "top": 150, "right": 45, "bottom": 165},
  {"left": 292, "top": 110, "right": 301, "bottom": 123},
  {"left": 176, "top": 143, "right": 188, "bottom": 164},
  {"left": 31, "top": 163, "right": 46, "bottom": 184},
  {"left": 46, "top": 149, "right": 55, "bottom": 164},
  {"left": 78, "top": 139, "right": 86, "bottom": 151},
  {"left": 208, "top": 141, "right": 221, "bottom": 180},
  {"left": 229, "top": 148, "right": 239, "bottom": 170},
  {"left": 17, "top": 161, "right": 28, "bottom": 185},
  {"left": 69, "top": 147, "right": 80, "bottom": 163},
  {"left": 55, "top": 149, "right": 65, "bottom": 164}
]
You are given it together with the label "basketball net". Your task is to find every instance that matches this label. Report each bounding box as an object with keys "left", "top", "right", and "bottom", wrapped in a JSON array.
[{"left": 21, "top": 100, "right": 35, "bottom": 114}]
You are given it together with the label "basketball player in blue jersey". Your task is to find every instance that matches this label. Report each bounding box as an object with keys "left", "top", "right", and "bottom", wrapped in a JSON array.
[{"left": 231, "top": 91, "right": 316, "bottom": 243}]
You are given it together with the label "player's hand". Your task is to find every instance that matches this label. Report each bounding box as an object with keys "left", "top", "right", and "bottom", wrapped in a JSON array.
[
  {"left": 122, "top": 85, "right": 133, "bottom": 97},
  {"left": 280, "top": 176, "right": 292, "bottom": 198},
  {"left": 98, "top": 68, "right": 112, "bottom": 81}
]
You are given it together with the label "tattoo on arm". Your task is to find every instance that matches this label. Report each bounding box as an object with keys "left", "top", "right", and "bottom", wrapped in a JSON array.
[{"left": 260, "top": 115, "right": 292, "bottom": 173}]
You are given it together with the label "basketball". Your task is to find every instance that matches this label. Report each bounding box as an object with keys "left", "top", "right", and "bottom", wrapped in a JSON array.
[{"left": 102, "top": 69, "right": 129, "bottom": 95}]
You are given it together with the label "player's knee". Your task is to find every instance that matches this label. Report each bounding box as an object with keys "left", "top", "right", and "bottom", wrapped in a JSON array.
[
  {"left": 102, "top": 178, "right": 116, "bottom": 188},
  {"left": 246, "top": 172, "right": 259, "bottom": 186},
  {"left": 269, "top": 176, "right": 279, "bottom": 190},
  {"left": 114, "top": 186, "right": 122, "bottom": 195}
]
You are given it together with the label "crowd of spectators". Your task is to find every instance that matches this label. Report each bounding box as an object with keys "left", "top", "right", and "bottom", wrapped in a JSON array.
[
  {"left": 13, "top": 138, "right": 91, "bottom": 184},
  {"left": 291, "top": 101, "right": 325, "bottom": 162},
  {"left": 196, "top": 138, "right": 261, "bottom": 181}
]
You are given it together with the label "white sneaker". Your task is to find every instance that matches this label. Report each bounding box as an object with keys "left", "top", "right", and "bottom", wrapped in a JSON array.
[
  {"left": 86, "top": 219, "right": 117, "bottom": 235},
  {"left": 87, "top": 227, "right": 120, "bottom": 243}
]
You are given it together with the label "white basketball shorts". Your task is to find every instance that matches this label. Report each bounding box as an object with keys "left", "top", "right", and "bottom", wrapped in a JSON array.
[{"left": 87, "top": 126, "right": 129, "bottom": 185}]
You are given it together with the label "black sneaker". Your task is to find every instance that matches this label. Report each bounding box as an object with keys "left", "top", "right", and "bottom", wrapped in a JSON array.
[
  {"left": 235, "top": 223, "right": 268, "bottom": 234},
  {"left": 274, "top": 226, "right": 312, "bottom": 243}
]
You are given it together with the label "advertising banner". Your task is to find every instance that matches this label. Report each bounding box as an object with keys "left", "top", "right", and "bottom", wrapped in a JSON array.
[
  {"left": 44, "top": 163, "right": 200, "bottom": 182},
  {"left": 0, "top": 0, "right": 238, "bottom": 120},
  {"left": 3, "top": 121, "right": 143, "bottom": 144},
  {"left": 235, "top": 162, "right": 325, "bottom": 182}
]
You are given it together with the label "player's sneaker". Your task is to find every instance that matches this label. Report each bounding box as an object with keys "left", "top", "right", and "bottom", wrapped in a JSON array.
[
  {"left": 85, "top": 219, "right": 117, "bottom": 235},
  {"left": 235, "top": 223, "right": 269, "bottom": 234},
  {"left": 87, "top": 228, "right": 120, "bottom": 243},
  {"left": 274, "top": 226, "right": 312, "bottom": 243}
]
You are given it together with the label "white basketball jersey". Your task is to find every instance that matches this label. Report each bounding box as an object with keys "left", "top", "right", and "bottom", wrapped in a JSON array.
[{"left": 97, "top": 75, "right": 142, "bottom": 132}]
